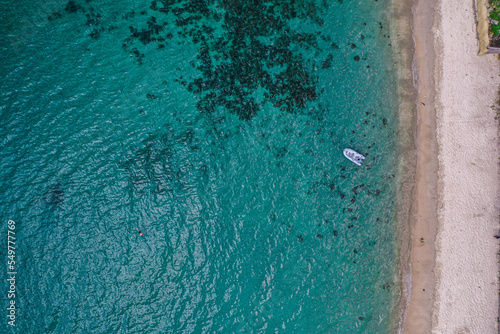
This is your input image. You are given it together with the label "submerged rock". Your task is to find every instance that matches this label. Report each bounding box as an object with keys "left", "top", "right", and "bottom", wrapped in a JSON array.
[
  {"left": 43, "top": 182, "right": 64, "bottom": 206},
  {"left": 65, "top": 0, "right": 82, "bottom": 13}
]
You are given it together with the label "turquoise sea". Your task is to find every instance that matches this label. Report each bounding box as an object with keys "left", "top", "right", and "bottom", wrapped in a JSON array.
[{"left": 0, "top": 0, "right": 400, "bottom": 332}]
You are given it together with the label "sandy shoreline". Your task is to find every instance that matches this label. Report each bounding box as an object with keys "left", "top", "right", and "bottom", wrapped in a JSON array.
[{"left": 400, "top": 0, "right": 500, "bottom": 332}]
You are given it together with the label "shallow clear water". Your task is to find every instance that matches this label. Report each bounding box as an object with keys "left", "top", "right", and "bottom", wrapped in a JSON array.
[{"left": 0, "top": 0, "right": 399, "bottom": 332}]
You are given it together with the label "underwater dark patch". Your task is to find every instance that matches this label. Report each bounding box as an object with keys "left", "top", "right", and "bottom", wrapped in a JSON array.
[
  {"left": 85, "top": 8, "right": 102, "bottom": 26},
  {"left": 47, "top": 12, "right": 63, "bottom": 21},
  {"left": 48, "top": 0, "right": 330, "bottom": 120},
  {"left": 322, "top": 53, "right": 334, "bottom": 68},
  {"left": 65, "top": 0, "right": 83, "bottom": 13},
  {"left": 43, "top": 182, "right": 64, "bottom": 206},
  {"left": 124, "top": 16, "right": 168, "bottom": 46},
  {"left": 138, "top": 0, "right": 327, "bottom": 120}
]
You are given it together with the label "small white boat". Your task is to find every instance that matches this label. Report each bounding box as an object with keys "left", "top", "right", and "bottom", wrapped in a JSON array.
[{"left": 343, "top": 148, "right": 365, "bottom": 166}]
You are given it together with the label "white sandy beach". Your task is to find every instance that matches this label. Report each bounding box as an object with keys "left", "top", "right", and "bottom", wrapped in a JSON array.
[{"left": 403, "top": 0, "right": 500, "bottom": 332}]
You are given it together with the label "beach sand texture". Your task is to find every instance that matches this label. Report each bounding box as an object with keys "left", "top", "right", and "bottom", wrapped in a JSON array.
[{"left": 404, "top": 0, "right": 500, "bottom": 332}]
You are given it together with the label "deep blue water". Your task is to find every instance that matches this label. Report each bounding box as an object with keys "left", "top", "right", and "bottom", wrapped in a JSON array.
[{"left": 0, "top": 0, "right": 400, "bottom": 332}]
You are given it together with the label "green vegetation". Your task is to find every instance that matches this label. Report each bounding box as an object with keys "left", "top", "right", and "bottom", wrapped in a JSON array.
[{"left": 489, "top": 0, "right": 500, "bottom": 37}]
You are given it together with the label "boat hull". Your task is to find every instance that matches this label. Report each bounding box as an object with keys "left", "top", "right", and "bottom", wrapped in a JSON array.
[{"left": 343, "top": 148, "right": 365, "bottom": 166}]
